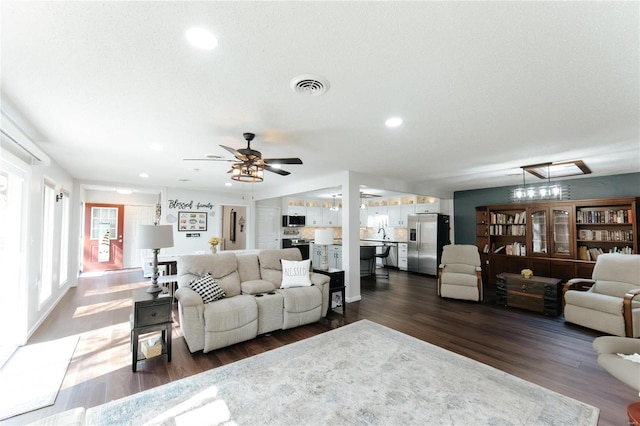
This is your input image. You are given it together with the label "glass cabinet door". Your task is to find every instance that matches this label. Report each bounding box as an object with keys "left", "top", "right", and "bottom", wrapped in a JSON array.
[
  {"left": 550, "top": 206, "right": 574, "bottom": 257},
  {"left": 530, "top": 209, "right": 548, "bottom": 255}
]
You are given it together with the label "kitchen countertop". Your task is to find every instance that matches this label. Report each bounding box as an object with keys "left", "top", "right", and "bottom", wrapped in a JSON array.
[
  {"left": 310, "top": 239, "right": 408, "bottom": 245},
  {"left": 360, "top": 239, "right": 408, "bottom": 244}
]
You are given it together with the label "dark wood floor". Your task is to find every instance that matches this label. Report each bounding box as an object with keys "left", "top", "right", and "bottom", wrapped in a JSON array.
[{"left": 3, "top": 268, "right": 634, "bottom": 425}]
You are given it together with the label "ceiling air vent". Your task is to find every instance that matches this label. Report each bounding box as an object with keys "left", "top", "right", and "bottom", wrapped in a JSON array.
[{"left": 290, "top": 75, "right": 329, "bottom": 96}]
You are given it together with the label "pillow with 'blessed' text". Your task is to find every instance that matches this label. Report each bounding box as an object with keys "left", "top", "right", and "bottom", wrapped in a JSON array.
[{"left": 280, "top": 259, "right": 312, "bottom": 288}]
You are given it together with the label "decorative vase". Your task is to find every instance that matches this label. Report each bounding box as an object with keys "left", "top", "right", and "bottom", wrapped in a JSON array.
[{"left": 210, "top": 246, "right": 217, "bottom": 254}]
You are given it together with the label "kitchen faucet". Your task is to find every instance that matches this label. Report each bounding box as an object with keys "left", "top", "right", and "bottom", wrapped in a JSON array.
[{"left": 378, "top": 226, "right": 387, "bottom": 240}]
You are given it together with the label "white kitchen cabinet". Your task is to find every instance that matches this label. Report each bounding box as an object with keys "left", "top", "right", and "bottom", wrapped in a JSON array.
[
  {"left": 286, "top": 205, "right": 306, "bottom": 216},
  {"left": 387, "top": 205, "right": 401, "bottom": 227},
  {"left": 322, "top": 208, "right": 340, "bottom": 226},
  {"left": 367, "top": 206, "right": 388, "bottom": 228},
  {"left": 311, "top": 244, "right": 324, "bottom": 268},
  {"left": 329, "top": 245, "right": 342, "bottom": 269},
  {"left": 359, "top": 208, "right": 368, "bottom": 226},
  {"left": 306, "top": 206, "right": 322, "bottom": 226},
  {"left": 415, "top": 200, "right": 440, "bottom": 214},
  {"left": 398, "top": 243, "right": 408, "bottom": 271},
  {"left": 388, "top": 204, "right": 416, "bottom": 227}
]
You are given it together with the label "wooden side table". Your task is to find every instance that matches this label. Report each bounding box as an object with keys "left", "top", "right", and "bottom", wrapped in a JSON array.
[
  {"left": 131, "top": 289, "right": 172, "bottom": 372},
  {"left": 313, "top": 268, "right": 346, "bottom": 317},
  {"left": 629, "top": 401, "right": 640, "bottom": 426},
  {"left": 497, "top": 273, "right": 563, "bottom": 316}
]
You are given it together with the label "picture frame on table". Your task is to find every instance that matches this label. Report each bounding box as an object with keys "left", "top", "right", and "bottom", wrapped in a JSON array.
[{"left": 178, "top": 211, "right": 207, "bottom": 232}]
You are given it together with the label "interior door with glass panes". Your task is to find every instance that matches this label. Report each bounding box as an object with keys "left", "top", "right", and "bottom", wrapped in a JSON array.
[{"left": 82, "top": 203, "right": 124, "bottom": 272}]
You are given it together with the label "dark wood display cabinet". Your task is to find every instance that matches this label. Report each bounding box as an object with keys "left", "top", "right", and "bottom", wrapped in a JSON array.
[{"left": 477, "top": 198, "right": 639, "bottom": 286}]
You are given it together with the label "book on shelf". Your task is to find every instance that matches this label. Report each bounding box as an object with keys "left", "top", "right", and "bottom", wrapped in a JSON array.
[
  {"left": 588, "top": 247, "right": 604, "bottom": 260},
  {"left": 494, "top": 245, "right": 505, "bottom": 254},
  {"left": 578, "top": 246, "right": 589, "bottom": 261}
]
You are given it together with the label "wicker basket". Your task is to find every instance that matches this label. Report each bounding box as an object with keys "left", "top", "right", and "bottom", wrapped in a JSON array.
[{"left": 141, "top": 338, "right": 163, "bottom": 358}]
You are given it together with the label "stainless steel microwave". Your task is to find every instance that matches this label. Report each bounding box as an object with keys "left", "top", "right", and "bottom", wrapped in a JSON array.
[{"left": 282, "top": 215, "right": 306, "bottom": 227}]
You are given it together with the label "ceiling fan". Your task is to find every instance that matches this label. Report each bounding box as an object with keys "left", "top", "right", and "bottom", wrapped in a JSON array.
[{"left": 183, "top": 132, "right": 303, "bottom": 181}]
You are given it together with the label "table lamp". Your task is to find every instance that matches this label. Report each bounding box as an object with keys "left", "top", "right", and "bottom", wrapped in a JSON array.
[
  {"left": 137, "top": 224, "right": 174, "bottom": 294},
  {"left": 314, "top": 229, "right": 334, "bottom": 270}
]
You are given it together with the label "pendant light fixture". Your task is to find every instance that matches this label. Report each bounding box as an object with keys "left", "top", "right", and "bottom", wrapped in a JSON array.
[
  {"left": 329, "top": 195, "right": 339, "bottom": 212},
  {"left": 512, "top": 162, "right": 568, "bottom": 202}
]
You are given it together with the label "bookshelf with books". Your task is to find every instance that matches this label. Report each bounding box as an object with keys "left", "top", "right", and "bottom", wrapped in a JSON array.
[
  {"left": 476, "top": 207, "right": 490, "bottom": 285},
  {"left": 475, "top": 207, "right": 489, "bottom": 253},
  {"left": 476, "top": 197, "right": 639, "bottom": 285},
  {"left": 488, "top": 208, "right": 527, "bottom": 256},
  {"left": 576, "top": 199, "right": 637, "bottom": 261}
]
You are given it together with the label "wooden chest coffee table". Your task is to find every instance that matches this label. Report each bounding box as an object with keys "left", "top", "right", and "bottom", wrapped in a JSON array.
[{"left": 496, "top": 273, "right": 563, "bottom": 316}]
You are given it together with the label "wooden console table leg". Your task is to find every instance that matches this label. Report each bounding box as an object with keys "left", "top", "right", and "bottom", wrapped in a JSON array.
[
  {"left": 628, "top": 401, "right": 640, "bottom": 426},
  {"left": 132, "top": 330, "right": 139, "bottom": 372}
]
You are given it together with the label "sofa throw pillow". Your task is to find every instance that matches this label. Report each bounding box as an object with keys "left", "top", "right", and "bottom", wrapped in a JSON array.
[
  {"left": 280, "top": 259, "right": 312, "bottom": 288},
  {"left": 189, "top": 273, "right": 225, "bottom": 303}
]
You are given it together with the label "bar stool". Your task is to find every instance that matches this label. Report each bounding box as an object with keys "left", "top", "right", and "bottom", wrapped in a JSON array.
[
  {"left": 375, "top": 245, "right": 391, "bottom": 279},
  {"left": 359, "top": 246, "right": 376, "bottom": 277}
]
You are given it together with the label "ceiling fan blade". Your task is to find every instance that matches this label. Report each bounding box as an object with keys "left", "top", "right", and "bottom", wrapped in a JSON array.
[
  {"left": 220, "top": 145, "right": 248, "bottom": 162},
  {"left": 264, "top": 158, "right": 303, "bottom": 165},
  {"left": 264, "top": 165, "right": 291, "bottom": 176},
  {"left": 183, "top": 158, "right": 237, "bottom": 162}
]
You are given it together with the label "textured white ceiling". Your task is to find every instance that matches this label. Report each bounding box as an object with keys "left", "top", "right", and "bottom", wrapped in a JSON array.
[{"left": 2, "top": 1, "right": 638, "bottom": 199}]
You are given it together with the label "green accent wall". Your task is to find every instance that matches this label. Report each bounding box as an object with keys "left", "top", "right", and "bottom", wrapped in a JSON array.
[{"left": 454, "top": 172, "right": 640, "bottom": 245}]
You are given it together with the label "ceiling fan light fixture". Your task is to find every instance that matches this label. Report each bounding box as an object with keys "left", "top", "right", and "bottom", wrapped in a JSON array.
[{"left": 231, "top": 163, "right": 264, "bottom": 183}]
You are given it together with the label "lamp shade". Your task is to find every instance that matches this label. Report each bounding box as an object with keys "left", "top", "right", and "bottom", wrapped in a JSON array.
[
  {"left": 137, "top": 225, "right": 174, "bottom": 249},
  {"left": 314, "top": 229, "right": 334, "bottom": 246}
]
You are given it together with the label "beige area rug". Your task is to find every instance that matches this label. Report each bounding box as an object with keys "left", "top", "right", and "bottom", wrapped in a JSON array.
[
  {"left": 0, "top": 336, "right": 79, "bottom": 420},
  {"left": 84, "top": 320, "right": 598, "bottom": 425}
]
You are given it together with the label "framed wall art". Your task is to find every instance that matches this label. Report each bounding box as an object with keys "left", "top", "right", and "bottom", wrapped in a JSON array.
[{"left": 178, "top": 211, "right": 208, "bottom": 232}]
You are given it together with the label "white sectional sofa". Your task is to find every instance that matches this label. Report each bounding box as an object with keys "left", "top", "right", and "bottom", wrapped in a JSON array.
[{"left": 174, "top": 248, "right": 330, "bottom": 353}]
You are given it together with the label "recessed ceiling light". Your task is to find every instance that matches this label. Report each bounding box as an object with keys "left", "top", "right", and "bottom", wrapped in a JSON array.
[
  {"left": 186, "top": 27, "right": 218, "bottom": 50},
  {"left": 116, "top": 188, "right": 133, "bottom": 195},
  {"left": 385, "top": 117, "right": 403, "bottom": 128},
  {"left": 225, "top": 182, "right": 232, "bottom": 187},
  {"left": 139, "top": 173, "right": 149, "bottom": 178}
]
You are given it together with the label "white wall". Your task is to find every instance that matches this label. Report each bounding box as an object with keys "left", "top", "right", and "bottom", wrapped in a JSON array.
[{"left": 162, "top": 188, "right": 250, "bottom": 255}]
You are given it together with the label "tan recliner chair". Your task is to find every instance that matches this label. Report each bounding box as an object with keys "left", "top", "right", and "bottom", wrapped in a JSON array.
[
  {"left": 593, "top": 336, "right": 640, "bottom": 395},
  {"left": 437, "top": 244, "right": 483, "bottom": 302},
  {"left": 564, "top": 253, "right": 640, "bottom": 337}
]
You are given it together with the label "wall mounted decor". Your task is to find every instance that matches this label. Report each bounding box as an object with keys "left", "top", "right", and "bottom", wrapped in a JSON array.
[
  {"left": 230, "top": 210, "right": 237, "bottom": 242},
  {"left": 178, "top": 211, "right": 207, "bottom": 232}
]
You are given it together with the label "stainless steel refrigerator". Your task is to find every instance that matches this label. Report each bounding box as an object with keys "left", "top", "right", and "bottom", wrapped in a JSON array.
[{"left": 407, "top": 214, "right": 450, "bottom": 275}]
